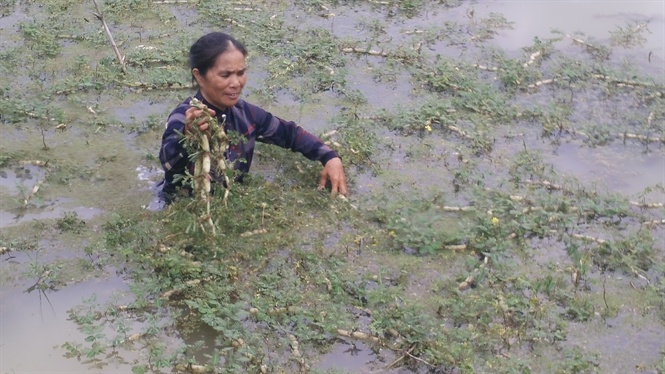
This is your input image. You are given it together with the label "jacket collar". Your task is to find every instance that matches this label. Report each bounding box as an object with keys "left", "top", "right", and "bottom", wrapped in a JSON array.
[{"left": 194, "top": 91, "right": 227, "bottom": 116}]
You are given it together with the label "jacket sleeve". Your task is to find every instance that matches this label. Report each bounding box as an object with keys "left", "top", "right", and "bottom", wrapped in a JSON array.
[
  {"left": 159, "top": 102, "right": 190, "bottom": 175},
  {"left": 247, "top": 103, "right": 339, "bottom": 165}
]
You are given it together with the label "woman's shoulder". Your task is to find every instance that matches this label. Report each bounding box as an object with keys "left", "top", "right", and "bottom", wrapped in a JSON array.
[
  {"left": 232, "top": 99, "right": 269, "bottom": 119},
  {"left": 233, "top": 99, "right": 261, "bottom": 110}
]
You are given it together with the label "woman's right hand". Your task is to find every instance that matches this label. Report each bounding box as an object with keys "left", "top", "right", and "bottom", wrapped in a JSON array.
[{"left": 185, "top": 105, "right": 216, "bottom": 133}]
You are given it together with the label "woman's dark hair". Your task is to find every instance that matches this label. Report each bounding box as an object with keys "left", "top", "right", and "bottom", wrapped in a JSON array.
[{"left": 189, "top": 32, "right": 248, "bottom": 81}]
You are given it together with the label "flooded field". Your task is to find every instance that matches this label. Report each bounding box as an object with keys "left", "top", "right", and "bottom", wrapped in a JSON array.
[{"left": 1, "top": 0, "right": 664, "bottom": 373}]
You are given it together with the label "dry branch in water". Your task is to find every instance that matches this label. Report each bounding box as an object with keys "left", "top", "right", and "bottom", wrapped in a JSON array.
[{"left": 91, "top": 0, "right": 126, "bottom": 73}]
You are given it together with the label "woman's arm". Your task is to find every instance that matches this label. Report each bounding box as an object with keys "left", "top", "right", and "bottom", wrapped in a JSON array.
[
  {"left": 247, "top": 102, "right": 348, "bottom": 195},
  {"left": 159, "top": 102, "right": 190, "bottom": 177},
  {"left": 247, "top": 103, "right": 339, "bottom": 165}
]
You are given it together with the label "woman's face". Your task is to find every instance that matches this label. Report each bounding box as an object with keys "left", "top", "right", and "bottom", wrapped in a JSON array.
[{"left": 193, "top": 45, "right": 247, "bottom": 110}]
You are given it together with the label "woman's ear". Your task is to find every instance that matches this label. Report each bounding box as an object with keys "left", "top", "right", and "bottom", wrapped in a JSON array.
[{"left": 192, "top": 68, "right": 202, "bottom": 84}]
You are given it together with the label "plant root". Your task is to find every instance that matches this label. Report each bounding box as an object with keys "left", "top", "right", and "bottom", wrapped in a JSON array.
[
  {"left": 23, "top": 179, "right": 45, "bottom": 206},
  {"left": 631, "top": 201, "right": 664, "bottom": 209},
  {"left": 459, "top": 256, "right": 489, "bottom": 290},
  {"left": 288, "top": 334, "right": 309, "bottom": 373},
  {"left": 240, "top": 228, "right": 268, "bottom": 237},
  {"left": 523, "top": 50, "right": 541, "bottom": 67},
  {"left": 161, "top": 277, "right": 212, "bottom": 300},
  {"left": 183, "top": 98, "right": 233, "bottom": 235},
  {"left": 174, "top": 363, "right": 210, "bottom": 373},
  {"left": 340, "top": 46, "right": 389, "bottom": 57},
  {"left": 642, "top": 219, "right": 665, "bottom": 227},
  {"left": 336, "top": 328, "right": 380, "bottom": 344},
  {"left": 249, "top": 306, "right": 300, "bottom": 315}
]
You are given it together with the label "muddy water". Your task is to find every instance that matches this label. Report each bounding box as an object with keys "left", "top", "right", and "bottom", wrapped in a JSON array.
[
  {"left": 481, "top": 1, "right": 665, "bottom": 65},
  {"left": 316, "top": 341, "right": 383, "bottom": 372},
  {"left": 315, "top": 2, "right": 665, "bottom": 372},
  {"left": 552, "top": 142, "right": 664, "bottom": 197},
  {"left": 0, "top": 269, "right": 134, "bottom": 373},
  {"left": 1, "top": 1, "right": 664, "bottom": 374},
  {"left": 485, "top": 1, "right": 665, "bottom": 201}
]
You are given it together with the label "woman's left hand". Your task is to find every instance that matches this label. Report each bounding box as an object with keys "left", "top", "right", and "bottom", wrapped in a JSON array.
[{"left": 319, "top": 157, "right": 348, "bottom": 197}]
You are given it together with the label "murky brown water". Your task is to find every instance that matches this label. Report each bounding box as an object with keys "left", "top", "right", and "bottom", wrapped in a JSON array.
[
  {"left": 1, "top": 1, "right": 663, "bottom": 373},
  {"left": 0, "top": 270, "right": 133, "bottom": 373}
]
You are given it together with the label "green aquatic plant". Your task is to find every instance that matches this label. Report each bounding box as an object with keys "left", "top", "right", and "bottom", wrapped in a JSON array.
[
  {"left": 0, "top": 0, "right": 662, "bottom": 373},
  {"left": 55, "top": 211, "right": 86, "bottom": 233}
]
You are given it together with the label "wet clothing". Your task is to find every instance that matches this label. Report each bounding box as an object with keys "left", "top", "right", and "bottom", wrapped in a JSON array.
[{"left": 158, "top": 91, "right": 339, "bottom": 200}]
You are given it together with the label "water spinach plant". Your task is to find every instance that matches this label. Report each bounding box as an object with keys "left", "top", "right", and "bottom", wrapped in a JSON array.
[{"left": 0, "top": 0, "right": 662, "bottom": 373}]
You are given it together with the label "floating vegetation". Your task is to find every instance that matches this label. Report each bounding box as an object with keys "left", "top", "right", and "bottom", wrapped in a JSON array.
[{"left": 1, "top": 0, "right": 663, "bottom": 373}]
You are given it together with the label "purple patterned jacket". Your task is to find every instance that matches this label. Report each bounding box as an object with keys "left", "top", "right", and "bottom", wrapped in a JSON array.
[{"left": 159, "top": 91, "right": 338, "bottom": 196}]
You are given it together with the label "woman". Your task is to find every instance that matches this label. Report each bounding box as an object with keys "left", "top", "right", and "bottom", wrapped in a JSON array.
[{"left": 158, "top": 32, "right": 347, "bottom": 202}]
